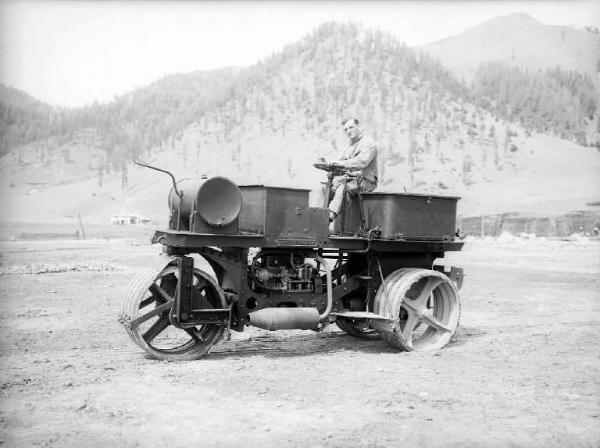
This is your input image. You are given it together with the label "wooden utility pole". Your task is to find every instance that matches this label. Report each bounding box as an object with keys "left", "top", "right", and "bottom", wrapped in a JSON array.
[{"left": 77, "top": 212, "right": 86, "bottom": 239}]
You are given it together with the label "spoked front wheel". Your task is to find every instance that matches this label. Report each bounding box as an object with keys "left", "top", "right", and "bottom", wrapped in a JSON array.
[
  {"left": 119, "top": 264, "right": 227, "bottom": 360},
  {"left": 373, "top": 268, "right": 460, "bottom": 351}
]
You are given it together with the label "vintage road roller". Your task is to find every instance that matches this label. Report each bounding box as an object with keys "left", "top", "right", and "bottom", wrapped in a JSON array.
[{"left": 119, "top": 162, "right": 465, "bottom": 360}]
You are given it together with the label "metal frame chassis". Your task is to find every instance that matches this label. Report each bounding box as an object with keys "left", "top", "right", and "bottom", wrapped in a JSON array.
[
  {"left": 153, "top": 230, "right": 465, "bottom": 254},
  {"left": 156, "top": 229, "right": 464, "bottom": 332}
]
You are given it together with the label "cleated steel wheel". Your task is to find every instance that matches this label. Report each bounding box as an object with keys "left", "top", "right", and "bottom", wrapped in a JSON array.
[
  {"left": 119, "top": 264, "right": 227, "bottom": 361},
  {"left": 373, "top": 268, "right": 460, "bottom": 351},
  {"left": 336, "top": 318, "right": 381, "bottom": 340}
]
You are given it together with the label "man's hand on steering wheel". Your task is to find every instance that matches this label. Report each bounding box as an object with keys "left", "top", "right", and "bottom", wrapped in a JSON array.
[{"left": 314, "top": 160, "right": 341, "bottom": 170}]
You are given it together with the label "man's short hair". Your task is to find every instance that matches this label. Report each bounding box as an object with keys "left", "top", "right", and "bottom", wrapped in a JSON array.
[{"left": 341, "top": 118, "right": 359, "bottom": 126}]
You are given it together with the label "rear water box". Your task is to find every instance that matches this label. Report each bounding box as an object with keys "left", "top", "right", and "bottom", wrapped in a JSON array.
[{"left": 364, "top": 192, "right": 459, "bottom": 240}]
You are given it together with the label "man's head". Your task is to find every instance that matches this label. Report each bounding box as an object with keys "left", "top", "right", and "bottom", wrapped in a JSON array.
[{"left": 342, "top": 118, "right": 361, "bottom": 141}]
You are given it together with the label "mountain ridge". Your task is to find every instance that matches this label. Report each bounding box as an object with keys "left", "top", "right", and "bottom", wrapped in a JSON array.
[{"left": 420, "top": 12, "right": 600, "bottom": 82}]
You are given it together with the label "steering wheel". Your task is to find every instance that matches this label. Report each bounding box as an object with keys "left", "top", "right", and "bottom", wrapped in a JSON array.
[{"left": 312, "top": 162, "right": 348, "bottom": 176}]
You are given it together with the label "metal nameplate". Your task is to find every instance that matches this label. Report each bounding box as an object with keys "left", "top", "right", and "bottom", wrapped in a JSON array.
[
  {"left": 396, "top": 234, "right": 453, "bottom": 241},
  {"left": 275, "top": 238, "right": 317, "bottom": 246}
]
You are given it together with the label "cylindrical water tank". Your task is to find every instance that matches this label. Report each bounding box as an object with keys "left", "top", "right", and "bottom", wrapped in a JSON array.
[{"left": 168, "top": 177, "right": 242, "bottom": 227}]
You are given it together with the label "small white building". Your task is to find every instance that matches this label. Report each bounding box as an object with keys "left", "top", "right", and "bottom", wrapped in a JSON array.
[{"left": 111, "top": 213, "right": 151, "bottom": 225}]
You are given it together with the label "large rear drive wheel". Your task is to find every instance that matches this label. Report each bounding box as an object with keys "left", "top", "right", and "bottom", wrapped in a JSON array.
[
  {"left": 373, "top": 268, "right": 460, "bottom": 351},
  {"left": 119, "top": 264, "right": 227, "bottom": 361}
]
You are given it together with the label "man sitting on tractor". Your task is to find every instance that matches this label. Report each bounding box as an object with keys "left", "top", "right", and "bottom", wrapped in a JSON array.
[{"left": 323, "top": 118, "right": 379, "bottom": 223}]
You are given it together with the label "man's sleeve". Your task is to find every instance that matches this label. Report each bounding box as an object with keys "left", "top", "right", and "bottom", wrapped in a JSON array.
[{"left": 340, "top": 138, "right": 376, "bottom": 170}]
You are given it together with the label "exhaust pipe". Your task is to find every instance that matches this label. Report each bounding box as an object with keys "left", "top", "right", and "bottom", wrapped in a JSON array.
[
  {"left": 247, "top": 307, "right": 320, "bottom": 331},
  {"left": 247, "top": 256, "right": 333, "bottom": 331}
]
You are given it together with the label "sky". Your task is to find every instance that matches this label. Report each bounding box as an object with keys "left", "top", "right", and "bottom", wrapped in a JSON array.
[{"left": 0, "top": 0, "right": 598, "bottom": 108}]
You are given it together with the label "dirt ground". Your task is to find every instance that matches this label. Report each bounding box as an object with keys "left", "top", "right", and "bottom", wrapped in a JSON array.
[{"left": 0, "top": 235, "right": 598, "bottom": 447}]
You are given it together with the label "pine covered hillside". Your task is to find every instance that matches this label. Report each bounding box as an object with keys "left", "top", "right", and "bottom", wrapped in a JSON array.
[
  {"left": 1, "top": 22, "right": 599, "bottom": 225},
  {"left": 0, "top": 85, "right": 56, "bottom": 155},
  {"left": 471, "top": 63, "right": 598, "bottom": 145},
  {"left": 0, "top": 67, "right": 241, "bottom": 158},
  {"left": 420, "top": 13, "right": 600, "bottom": 82}
]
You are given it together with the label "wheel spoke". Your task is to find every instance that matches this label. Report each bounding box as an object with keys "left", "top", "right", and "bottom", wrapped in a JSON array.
[
  {"left": 143, "top": 316, "right": 171, "bottom": 343},
  {"left": 401, "top": 298, "right": 419, "bottom": 313},
  {"left": 194, "top": 278, "right": 208, "bottom": 290},
  {"left": 139, "top": 296, "right": 157, "bottom": 308},
  {"left": 421, "top": 313, "right": 452, "bottom": 332},
  {"left": 184, "top": 328, "right": 205, "bottom": 343},
  {"left": 401, "top": 311, "right": 421, "bottom": 349},
  {"left": 412, "top": 277, "right": 442, "bottom": 309},
  {"left": 149, "top": 283, "right": 172, "bottom": 304},
  {"left": 130, "top": 300, "right": 173, "bottom": 328}
]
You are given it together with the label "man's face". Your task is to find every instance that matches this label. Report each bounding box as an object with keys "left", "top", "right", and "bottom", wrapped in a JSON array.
[{"left": 343, "top": 120, "right": 360, "bottom": 141}]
